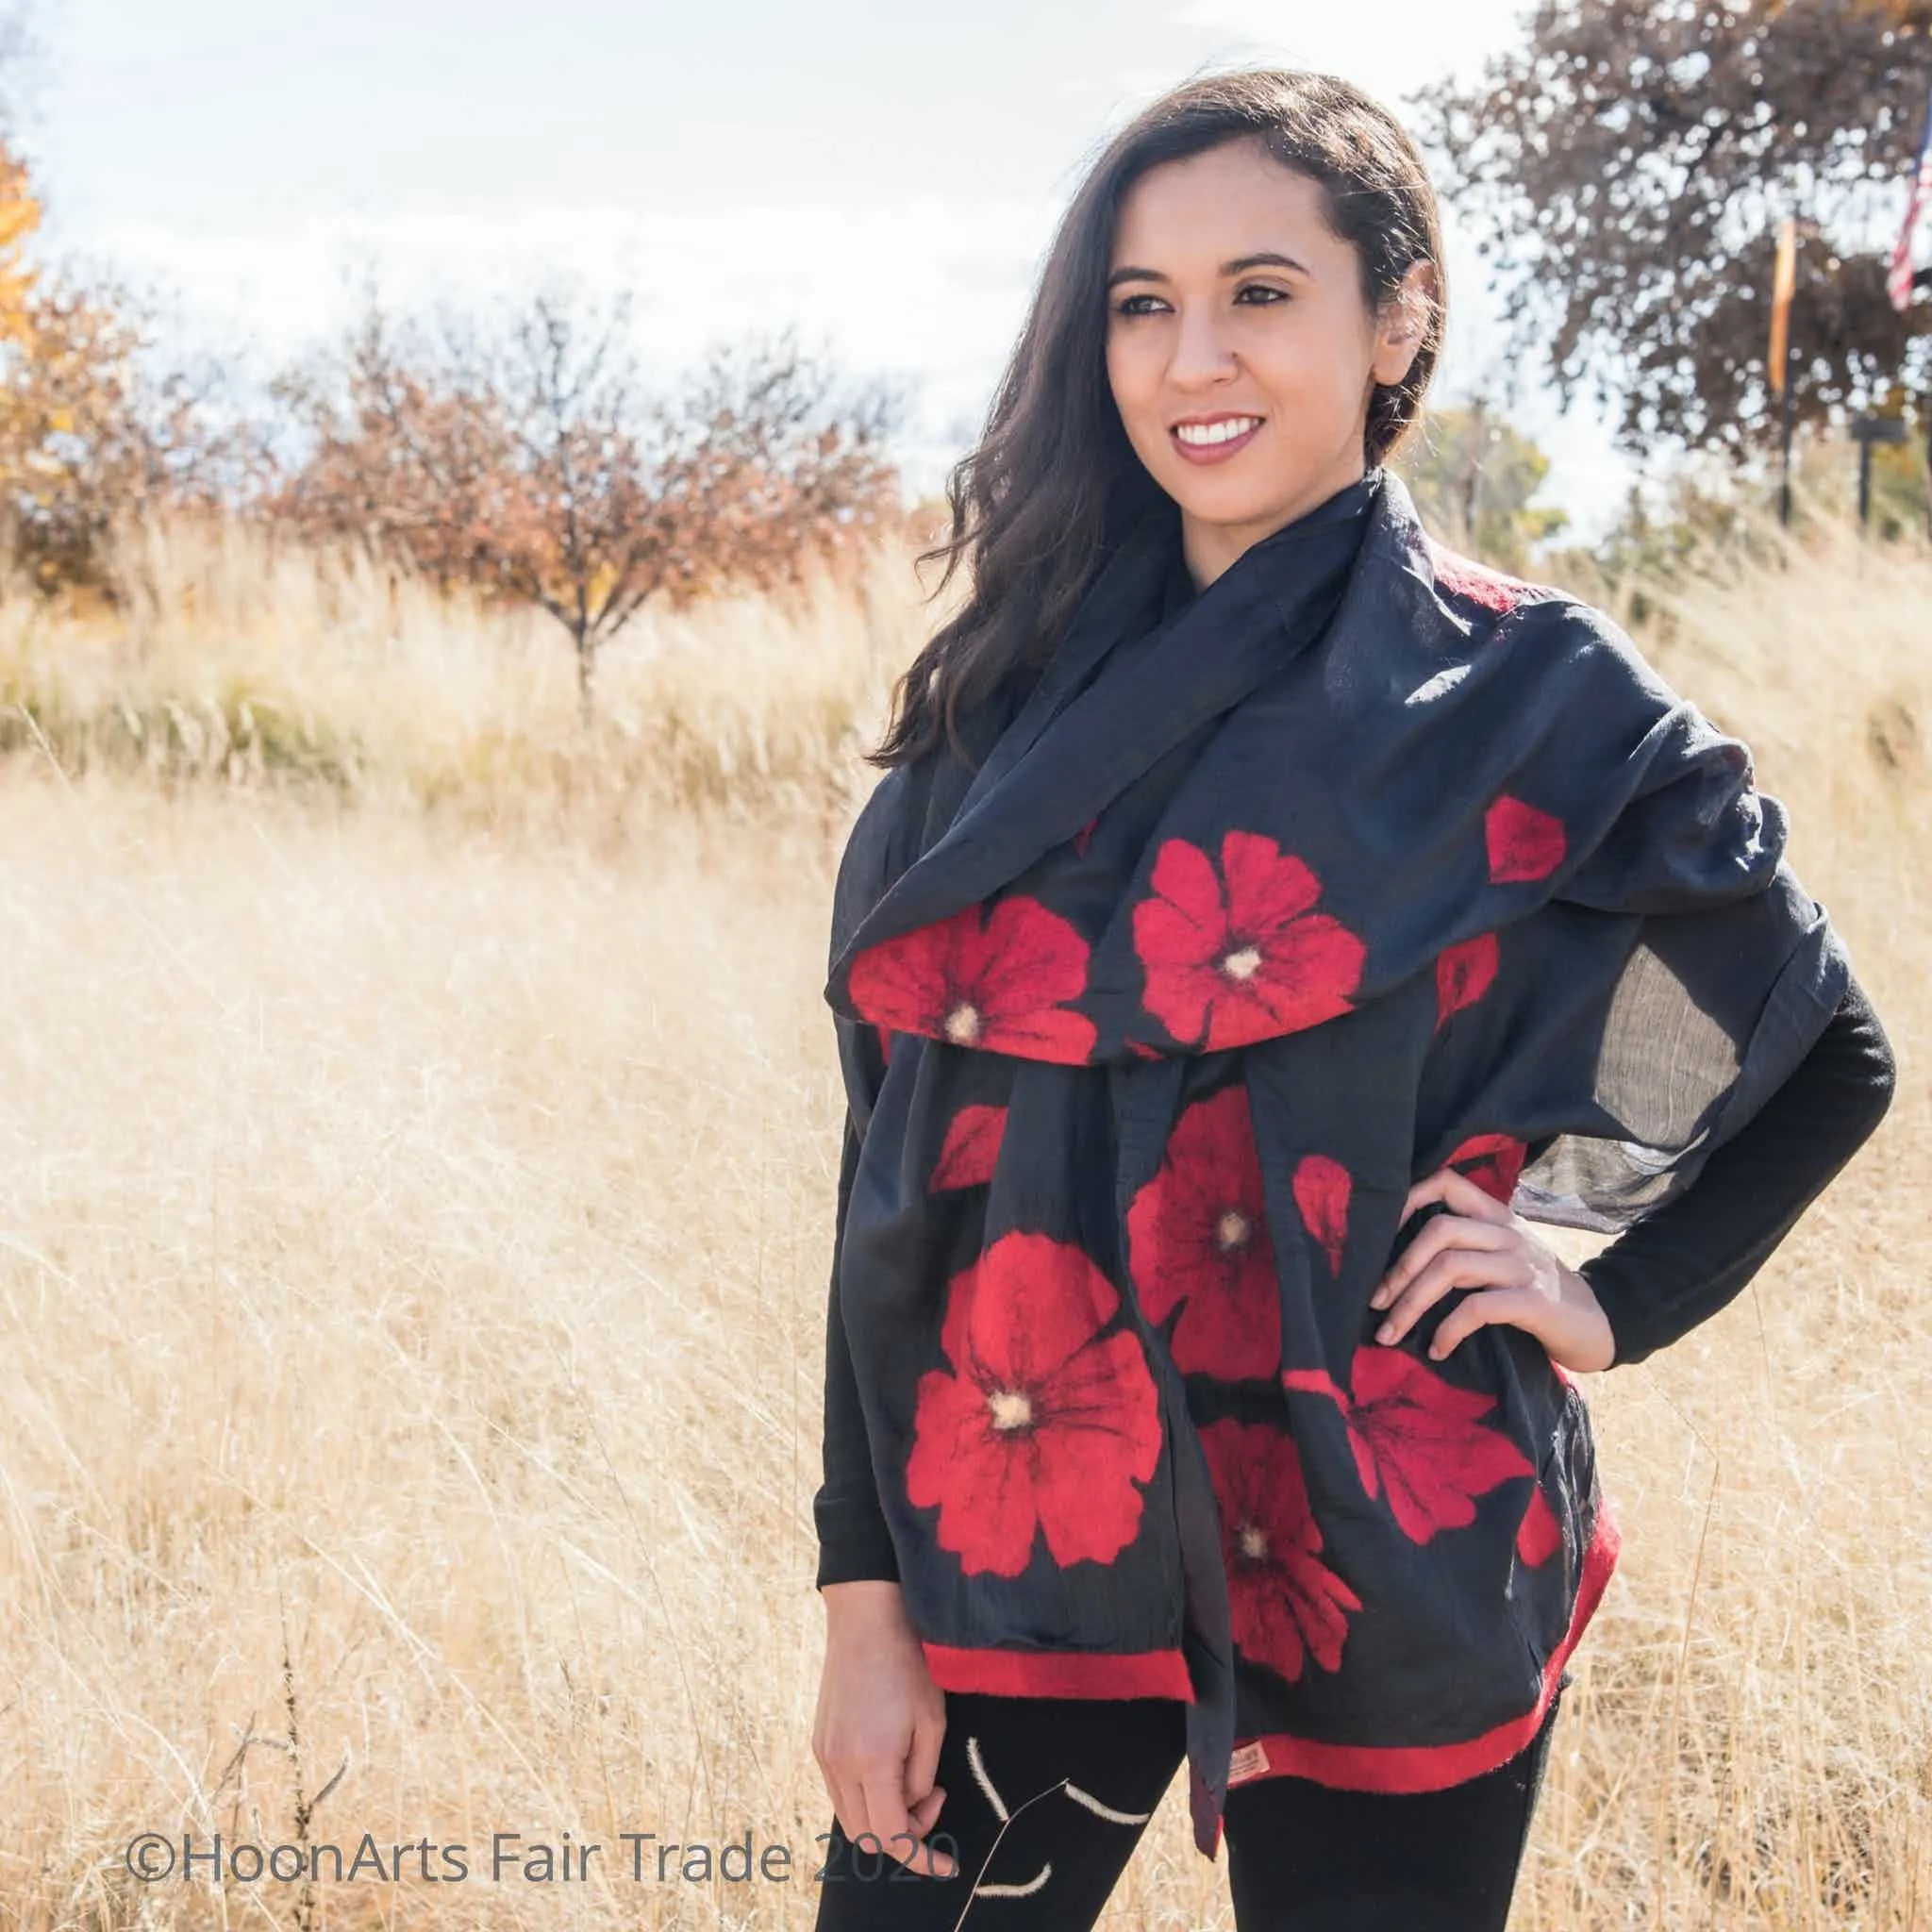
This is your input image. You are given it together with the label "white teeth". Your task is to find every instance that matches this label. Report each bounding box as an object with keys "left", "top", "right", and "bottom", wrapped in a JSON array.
[{"left": 1174, "top": 416, "right": 1260, "bottom": 445}]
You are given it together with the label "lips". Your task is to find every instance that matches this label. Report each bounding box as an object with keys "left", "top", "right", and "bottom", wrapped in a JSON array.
[{"left": 1170, "top": 415, "right": 1263, "bottom": 465}]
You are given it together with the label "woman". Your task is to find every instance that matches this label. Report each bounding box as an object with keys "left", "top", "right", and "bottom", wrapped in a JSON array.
[{"left": 808, "top": 68, "right": 1894, "bottom": 1932}]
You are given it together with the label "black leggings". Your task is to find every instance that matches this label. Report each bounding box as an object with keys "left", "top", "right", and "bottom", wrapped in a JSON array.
[{"left": 812, "top": 1682, "right": 1565, "bottom": 1932}]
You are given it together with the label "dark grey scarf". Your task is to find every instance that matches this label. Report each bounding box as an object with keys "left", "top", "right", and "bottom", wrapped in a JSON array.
[{"left": 822, "top": 468, "right": 1847, "bottom": 1857}]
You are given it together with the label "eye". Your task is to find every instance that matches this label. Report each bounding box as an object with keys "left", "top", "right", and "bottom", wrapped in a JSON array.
[{"left": 1110, "top": 285, "right": 1289, "bottom": 318}]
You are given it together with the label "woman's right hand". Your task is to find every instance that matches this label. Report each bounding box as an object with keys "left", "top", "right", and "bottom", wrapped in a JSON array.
[{"left": 812, "top": 1580, "right": 959, "bottom": 1879}]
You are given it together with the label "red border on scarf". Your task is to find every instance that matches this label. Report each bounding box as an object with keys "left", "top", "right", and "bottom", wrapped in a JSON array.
[
  {"left": 1224, "top": 1493, "right": 1622, "bottom": 1793},
  {"left": 920, "top": 1641, "right": 1196, "bottom": 1703}
]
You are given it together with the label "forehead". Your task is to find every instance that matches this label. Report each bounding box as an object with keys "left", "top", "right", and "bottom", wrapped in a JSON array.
[{"left": 1108, "top": 142, "right": 1339, "bottom": 265}]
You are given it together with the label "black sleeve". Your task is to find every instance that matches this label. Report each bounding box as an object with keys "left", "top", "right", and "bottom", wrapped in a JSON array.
[
  {"left": 1578, "top": 972, "right": 1896, "bottom": 1368},
  {"left": 813, "top": 1108, "right": 901, "bottom": 1588}
]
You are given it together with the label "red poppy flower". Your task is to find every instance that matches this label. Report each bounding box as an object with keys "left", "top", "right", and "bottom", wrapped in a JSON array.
[
  {"left": 848, "top": 895, "right": 1098, "bottom": 1064},
  {"left": 1279, "top": 1345, "right": 1534, "bottom": 1543},
  {"left": 1072, "top": 814, "right": 1099, "bottom": 858},
  {"left": 1435, "top": 933, "right": 1499, "bottom": 1030},
  {"left": 929, "top": 1103, "right": 1007, "bottom": 1191},
  {"left": 1446, "top": 1131, "right": 1527, "bottom": 1206},
  {"left": 1485, "top": 796, "right": 1567, "bottom": 884},
  {"left": 905, "top": 1229, "right": 1162, "bottom": 1577},
  {"left": 1126, "top": 1084, "right": 1281, "bottom": 1380},
  {"left": 1131, "top": 830, "right": 1366, "bottom": 1051},
  {"left": 1292, "top": 1155, "right": 1352, "bottom": 1275},
  {"left": 1516, "top": 1484, "right": 1562, "bottom": 1566},
  {"left": 1199, "top": 1419, "right": 1360, "bottom": 1684},
  {"left": 1430, "top": 545, "right": 1530, "bottom": 614},
  {"left": 875, "top": 1024, "right": 893, "bottom": 1068}
]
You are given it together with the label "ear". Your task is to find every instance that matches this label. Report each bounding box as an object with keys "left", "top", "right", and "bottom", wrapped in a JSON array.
[{"left": 1370, "top": 259, "right": 1438, "bottom": 389}]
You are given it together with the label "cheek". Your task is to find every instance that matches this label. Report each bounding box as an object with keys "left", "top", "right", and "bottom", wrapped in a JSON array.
[
  {"left": 1249, "top": 311, "right": 1371, "bottom": 420},
  {"left": 1106, "top": 333, "right": 1159, "bottom": 422}
]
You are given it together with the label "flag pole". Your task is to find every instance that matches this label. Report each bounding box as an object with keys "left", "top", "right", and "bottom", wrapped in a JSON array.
[
  {"left": 1778, "top": 346, "right": 1795, "bottom": 527},
  {"left": 1888, "top": 83, "right": 1932, "bottom": 535}
]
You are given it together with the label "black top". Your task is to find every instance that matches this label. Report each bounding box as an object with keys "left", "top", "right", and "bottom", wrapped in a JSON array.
[
  {"left": 815, "top": 957, "right": 1895, "bottom": 1591},
  {"left": 1576, "top": 971, "right": 1894, "bottom": 1364}
]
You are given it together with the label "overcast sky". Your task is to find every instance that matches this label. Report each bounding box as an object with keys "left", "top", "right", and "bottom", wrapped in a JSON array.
[{"left": 20, "top": 0, "right": 1637, "bottom": 540}]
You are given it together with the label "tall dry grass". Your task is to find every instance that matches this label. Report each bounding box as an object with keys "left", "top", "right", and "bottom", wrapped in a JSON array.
[
  {"left": 0, "top": 509, "right": 1924, "bottom": 1929},
  {"left": 0, "top": 514, "right": 929, "bottom": 853}
]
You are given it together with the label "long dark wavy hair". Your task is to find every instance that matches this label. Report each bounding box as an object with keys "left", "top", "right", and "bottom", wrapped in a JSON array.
[{"left": 868, "top": 67, "right": 1448, "bottom": 774}]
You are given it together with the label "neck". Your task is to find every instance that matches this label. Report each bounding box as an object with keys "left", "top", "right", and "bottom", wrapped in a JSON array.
[{"left": 1182, "top": 458, "right": 1370, "bottom": 592}]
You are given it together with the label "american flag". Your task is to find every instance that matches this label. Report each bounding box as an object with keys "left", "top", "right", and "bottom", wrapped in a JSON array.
[{"left": 1889, "top": 82, "right": 1932, "bottom": 311}]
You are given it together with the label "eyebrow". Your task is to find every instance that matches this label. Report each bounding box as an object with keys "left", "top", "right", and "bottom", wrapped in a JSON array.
[{"left": 1105, "top": 251, "right": 1309, "bottom": 291}]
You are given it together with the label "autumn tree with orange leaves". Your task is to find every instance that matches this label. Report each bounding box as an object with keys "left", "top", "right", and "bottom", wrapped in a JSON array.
[
  {"left": 0, "top": 142, "right": 229, "bottom": 591},
  {"left": 273, "top": 286, "right": 904, "bottom": 715}
]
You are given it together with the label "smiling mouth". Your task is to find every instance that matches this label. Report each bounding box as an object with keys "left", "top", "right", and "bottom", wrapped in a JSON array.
[{"left": 1173, "top": 415, "right": 1263, "bottom": 447}]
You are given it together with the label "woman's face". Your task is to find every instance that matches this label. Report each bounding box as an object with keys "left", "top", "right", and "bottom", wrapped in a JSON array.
[{"left": 1105, "top": 137, "right": 1433, "bottom": 589}]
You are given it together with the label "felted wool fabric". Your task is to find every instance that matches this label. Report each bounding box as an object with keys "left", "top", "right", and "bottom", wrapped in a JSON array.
[{"left": 820, "top": 468, "right": 1850, "bottom": 1861}]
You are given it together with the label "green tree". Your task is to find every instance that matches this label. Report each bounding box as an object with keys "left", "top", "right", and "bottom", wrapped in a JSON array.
[{"left": 1391, "top": 400, "right": 1569, "bottom": 572}]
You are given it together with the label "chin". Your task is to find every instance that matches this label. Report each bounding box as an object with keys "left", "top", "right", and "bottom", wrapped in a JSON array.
[{"left": 1158, "top": 473, "right": 1300, "bottom": 525}]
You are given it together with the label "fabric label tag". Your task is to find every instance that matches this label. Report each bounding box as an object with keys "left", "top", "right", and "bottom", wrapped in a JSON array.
[{"left": 1226, "top": 1741, "right": 1271, "bottom": 1784}]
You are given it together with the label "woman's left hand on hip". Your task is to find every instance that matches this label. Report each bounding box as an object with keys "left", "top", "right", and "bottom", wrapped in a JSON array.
[{"left": 1368, "top": 1166, "right": 1618, "bottom": 1374}]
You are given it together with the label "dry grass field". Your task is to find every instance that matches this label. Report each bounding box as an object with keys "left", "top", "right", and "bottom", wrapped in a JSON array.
[{"left": 0, "top": 506, "right": 1924, "bottom": 1929}]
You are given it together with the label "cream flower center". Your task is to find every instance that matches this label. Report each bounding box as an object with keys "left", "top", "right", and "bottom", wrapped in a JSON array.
[
  {"left": 1215, "top": 1208, "right": 1250, "bottom": 1251},
  {"left": 1238, "top": 1523, "right": 1269, "bottom": 1562},
  {"left": 987, "top": 1388, "right": 1033, "bottom": 1433},
  {"left": 944, "top": 1002, "right": 982, "bottom": 1044},
  {"left": 1220, "top": 944, "right": 1262, "bottom": 982}
]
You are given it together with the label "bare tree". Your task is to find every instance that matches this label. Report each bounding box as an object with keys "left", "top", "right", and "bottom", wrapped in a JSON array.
[
  {"left": 271, "top": 297, "right": 523, "bottom": 598},
  {"left": 275, "top": 283, "right": 906, "bottom": 715}
]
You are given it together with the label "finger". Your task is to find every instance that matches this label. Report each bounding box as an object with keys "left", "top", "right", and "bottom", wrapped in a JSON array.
[
  {"left": 1400, "top": 1165, "right": 1514, "bottom": 1228},
  {"left": 856, "top": 1762, "right": 952, "bottom": 1877},
  {"left": 1382, "top": 1245, "right": 1520, "bottom": 1333},
  {"left": 905, "top": 1706, "right": 944, "bottom": 1809},
  {"left": 1395, "top": 1166, "right": 1462, "bottom": 1224},
  {"left": 1426, "top": 1285, "right": 1534, "bottom": 1359},
  {"left": 1373, "top": 1214, "right": 1508, "bottom": 1307},
  {"left": 907, "top": 1785, "right": 958, "bottom": 1876},
  {"left": 846, "top": 1764, "right": 899, "bottom": 1872},
  {"left": 1375, "top": 1249, "right": 1521, "bottom": 1345},
  {"left": 809, "top": 1722, "right": 847, "bottom": 1836},
  {"left": 903, "top": 1712, "right": 957, "bottom": 1877},
  {"left": 822, "top": 1764, "right": 865, "bottom": 1854}
]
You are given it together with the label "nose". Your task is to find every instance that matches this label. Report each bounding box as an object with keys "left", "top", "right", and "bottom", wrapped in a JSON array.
[{"left": 1166, "top": 299, "right": 1239, "bottom": 391}]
